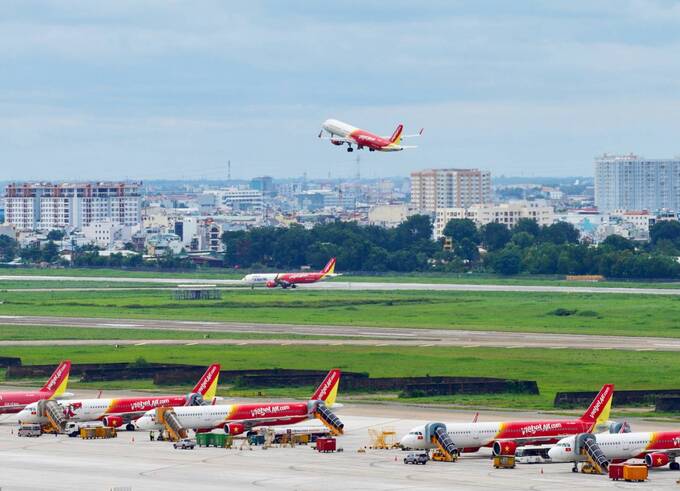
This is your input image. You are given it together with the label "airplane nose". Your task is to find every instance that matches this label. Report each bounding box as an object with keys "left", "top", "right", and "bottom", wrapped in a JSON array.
[{"left": 548, "top": 447, "right": 558, "bottom": 460}]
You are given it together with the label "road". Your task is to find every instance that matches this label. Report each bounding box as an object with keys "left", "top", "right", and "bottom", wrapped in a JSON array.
[
  {"left": 2, "top": 315, "right": 680, "bottom": 351},
  {"left": 2, "top": 274, "right": 680, "bottom": 294}
]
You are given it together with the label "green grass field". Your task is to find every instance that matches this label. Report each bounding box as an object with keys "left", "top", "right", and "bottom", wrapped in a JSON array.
[
  {"left": 0, "top": 344, "right": 676, "bottom": 411},
  {"left": 0, "top": 325, "right": 339, "bottom": 341},
  {"left": 1, "top": 288, "right": 680, "bottom": 338}
]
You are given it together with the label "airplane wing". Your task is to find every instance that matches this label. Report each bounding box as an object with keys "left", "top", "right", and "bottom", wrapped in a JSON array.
[
  {"left": 318, "top": 135, "right": 354, "bottom": 142},
  {"left": 381, "top": 128, "right": 424, "bottom": 139},
  {"left": 0, "top": 404, "right": 28, "bottom": 413},
  {"left": 400, "top": 145, "right": 418, "bottom": 149}
]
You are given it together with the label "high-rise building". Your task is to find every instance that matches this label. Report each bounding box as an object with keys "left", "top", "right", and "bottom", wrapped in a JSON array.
[
  {"left": 410, "top": 168, "right": 492, "bottom": 213},
  {"left": 3, "top": 182, "right": 142, "bottom": 231},
  {"left": 595, "top": 154, "right": 680, "bottom": 212}
]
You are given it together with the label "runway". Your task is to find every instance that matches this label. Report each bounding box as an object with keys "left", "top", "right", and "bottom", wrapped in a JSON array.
[
  {"left": 2, "top": 274, "right": 680, "bottom": 294},
  {"left": 2, "top": 315, "right": 680, "bottom": 351}
]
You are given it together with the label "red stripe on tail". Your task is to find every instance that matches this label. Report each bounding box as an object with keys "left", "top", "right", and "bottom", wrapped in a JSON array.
[
  {"left": 579, "top": 384, "right": 614, "bottom": 422},
  {"left": 40, "top": 360, "right": 71, "bottom": 393},
  {"left": 311, "top": 369, "right": 341, "bottom": 402},
  {"left": 192, "top": 364, "right": 221, "bottom": 396}
]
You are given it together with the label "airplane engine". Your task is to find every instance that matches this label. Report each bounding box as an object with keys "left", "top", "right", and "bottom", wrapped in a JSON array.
[
  {"left": 330, "top": 139, "right": 344, "bottom": 146},
  {"left": 102, "top": 416, "right": 124, "bottom": 428},
  {"left": 492, "top": 440, "right": 518, "bottom": 456},
  {"left": 223, "top": 423, "right": 246, "bottom": 436},
  {"left": 645, "top": 453, "right": 670, "bottom": 468},
  {"left": 265, "top": 280, "right": 278, "bottom": 288},
  {"left": 185, "top": 393, "right": 206, "bottom": 406}
]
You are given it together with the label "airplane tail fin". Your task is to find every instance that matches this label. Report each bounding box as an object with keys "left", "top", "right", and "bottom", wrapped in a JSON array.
[
  {"left": 321, "top": 257, "right": 336, "bottom": 275},
  {"left": 192, "top": 364, "right": 221, "bottom": 401},
  {"left": 311, "top": 369, "right": 341, "bottom": 407},
  {"left": 578, "top": 384, "right": 614, "bottom": 429},
  {"left": 40, "top": 360, "right": 71, "bottom": 398},
  {"left": 389, "top": 124, "right": 404, "bottom": 144}
]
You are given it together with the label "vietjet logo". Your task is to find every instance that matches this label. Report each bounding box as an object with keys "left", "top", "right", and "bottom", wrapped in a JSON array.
[
  {"left": 317, "top": 372, "right": 337, "bottom": 400},
  {"left": 673, "top": 436, "right": 680, "bottom": 447},
  {"left": 196, "top": 366, "right": 218, "bottom": 395},
  {"left": 130, "top": 398, "right": 171, "bottom": 412},
  {"left": 250, "top": 405, "right": 291, "bottom": 418},
  {"left": 590, "top": 387, "right": 611, "bottom": 419},
  {"left": 64, "top": 402, "right": 82, "bottom": 418},
  {"left": 520, "top": 423, "right": 563, "bottom": 436},
  {"left": 45, "top": 364, "right": 67, "bottom": 391}
]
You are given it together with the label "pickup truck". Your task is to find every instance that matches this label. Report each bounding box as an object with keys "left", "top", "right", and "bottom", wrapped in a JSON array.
[
  {"left": 173, "top": 438, "right": 196, "bottom": 450},
  {"left": 403, "top": 453, "right": 429, "bottom": 465}
]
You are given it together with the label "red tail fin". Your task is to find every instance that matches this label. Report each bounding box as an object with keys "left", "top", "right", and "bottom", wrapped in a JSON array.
[
  {"left": 40, "top": 360, "right": 71, "bottom": 396},
  {"left": 579, "top": 384, "right": 614, "bottom": 424},
  {"left": 321, "top": 257, "right": 336, "bottom": 275},
  {"left": 389, "top": 124, "right": 404, "bottom": 144},
  {"left": 192, "top": 364, "right": 221, "bottom": 400},
  {"left": 311, "top": 369, "right": 341, "bottom": 406}
]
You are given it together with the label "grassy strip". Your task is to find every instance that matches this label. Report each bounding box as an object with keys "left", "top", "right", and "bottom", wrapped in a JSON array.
[
  {"left": 0, "top": 345, "right": 678, "bottom": 410},
  {"left": 2, "top": 288, "right": 680, "bottom": 338},
  {"left": 0, "top": 325, "right": 345, "bottom": 341}
]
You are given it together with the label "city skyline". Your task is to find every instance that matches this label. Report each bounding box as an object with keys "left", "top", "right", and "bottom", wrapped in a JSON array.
[{"left": 3, "top": 1, "right": 680, "bottom": 180}]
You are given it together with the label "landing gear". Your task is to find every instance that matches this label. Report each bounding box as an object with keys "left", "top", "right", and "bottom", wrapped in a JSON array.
[
  {"left": 291, "top": 284, "right": 297, "bottom": 289},
  {"left": 670, "top": 461, "right": 680, "bottom": 471},
  {"left": 572, "top": 464, "right": 579, "bottom": 473},
  {"left": 346, "top": 146, "right": 353, "bottom": 152},
  {"left": 369, "top": 148, "right": 375, "bottom": 152},
  {"left": 126, "top": 423, "right": 135, "bottom": 431}
]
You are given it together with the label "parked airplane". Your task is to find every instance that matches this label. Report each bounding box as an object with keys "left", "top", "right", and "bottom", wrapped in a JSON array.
[
  {"left": 241, "top": 258, "right": 339, "bottom": 289},
  {"left": 17, "top": 364, "right": 220, "bottom": 430},
  {"left": 0, "top": 360, "right": 71, "bottom": 414},
  {"left": 135, "top": 369, "right": 342, "bottom": 435},
  {"left": 319, "top": 119, "right": 422, "bottom": 152},
  {"left": 399, "top": 384, "right": 614, "bottom": 456},
  {"left": 548, "top": 430, "right": 680, "bottom": 470}
]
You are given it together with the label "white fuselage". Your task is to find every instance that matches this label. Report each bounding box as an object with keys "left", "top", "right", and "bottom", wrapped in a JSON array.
[
  {"left": 400, "top": 422, "right": 504, "bottom": 450},
  {"left": 241, "top": 273, "right": 278, "bottom": 284},
  {"left": 136, "top": 405, "right": 231, "bottom": 431},
  {"left": 18, "top": 398, "right": 117, "bottom": 423},
  {"left": 322, "top": 119, "right": 357, "bottom": 139},
  {"left": 548, "top": 432, "right": 674, "bottom": 462}
]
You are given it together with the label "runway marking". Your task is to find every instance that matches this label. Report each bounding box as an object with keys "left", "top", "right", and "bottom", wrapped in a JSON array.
[
  {"left": 549, "top": 346, "right": 566, "bottom": 349},
  {"left": 505, "top": 346, "right": 524, "bottom": 349},
  {"left": 237, "top": 342, "right": 249, "bottom": 345},
  {"left": 185, "top": 342, "right": 198, "bottom": 346},
  {"left": 463, "top": 345, "right": 480, "bottom": 348},
  {"left": 376, "top": 343, "right": 390, "bottom": 347},
  {"left": 635, "top": 348, "right": 654, "bottom": 351},
  {"left": 134, "top": 342, "right": 147, "bottom": 346},
  {"left": 593, "top": 347, "right": 612, "bottom": 350},
  {"left": 97, "top": 323, "right": 143, "bottom": 328},
  {"left": 420, "top": 344, "right": 435, "bottom": 347}
]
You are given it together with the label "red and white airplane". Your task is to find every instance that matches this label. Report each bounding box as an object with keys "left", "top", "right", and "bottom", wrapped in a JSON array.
[
  {"left": 319, "top": 119, "right": 422, "bottom": 152},
  {"left": 0, "top": 360, "right": 71, "bottom": 414},
  {"left": 135, "top": 369, "right": 343, "bottom": 436},
  {"left": 549, "top": 430, "right": 680, "bottom": 470},
  {"left": 17, "top": 364, "right": 220, "bottom": 431},
  {"left": 241, "top": 258, "right": 339, "bottom": 289},
  {"left": 400, "top": 384, "right": 614, "bottom": 457}
]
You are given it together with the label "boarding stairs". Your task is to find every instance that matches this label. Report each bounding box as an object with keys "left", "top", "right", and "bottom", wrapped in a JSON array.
[
  {"left": 314, "top": 403, "right": 344, "bottom": 436},
  {"left": 576, "top": 433, "right": 609, "bottom": 474},
  {"left": 37, "top": 400, "right": 68, "bottom": 433},
  {"left": 430, "top": 426, "right": 458, "bottom": 462},
  {"left": 155, "top": 407, "right": 188, "bottom": 442}
]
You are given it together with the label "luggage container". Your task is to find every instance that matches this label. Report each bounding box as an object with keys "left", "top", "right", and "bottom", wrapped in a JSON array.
[
  {"left": 493, "top": 455, "right": 516, "bottom": 469},
  {"left": 316, "top": 437, "right": 337, "bottom": 453},
  {"left": 196, "top": 433, "right": 209, "bottom": 447},
  {"left": 622, "top": 464, "right": 647, "bottom": 482},
  {"left": 608, "top": 463, "right": 625, "bottom": 480}
]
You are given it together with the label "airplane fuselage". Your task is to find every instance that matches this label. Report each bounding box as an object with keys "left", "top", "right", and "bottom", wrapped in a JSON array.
[{"left": 549, "top": 431, "right": 680, "bottom": 463}]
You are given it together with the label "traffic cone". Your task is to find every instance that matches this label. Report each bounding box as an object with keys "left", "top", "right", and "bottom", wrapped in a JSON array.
[
  {"left": 132, "top": 436, "right": 135, "bottom": 444},
  {"left": 540, "top": 468, "right": 544, "bottom": 475},
  {"left": 394, "top": 456, "right": 397, "bottom": 462}
]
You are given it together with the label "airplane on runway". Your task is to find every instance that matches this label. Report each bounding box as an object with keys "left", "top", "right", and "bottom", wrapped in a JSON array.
[
  {"left": 549, "top": 430, "right": 680, "bottom": 470},
  {"left": 0, "top": 360, "right": 71, "bottom": 414},
  {"left": 319, "top": 119, "right": 422, "bottom": 152},
  {"left": 136, "top": 369, "right": 343, "bottom": 436},
  {"left": 241, "top": 257, "right": 339, "bottom": 289},
  {"left": 17, "top": 364, "right": 220, "bottom": 430},
  {"left": 399, "top": 384, "right": 614, "bottom": 457}
]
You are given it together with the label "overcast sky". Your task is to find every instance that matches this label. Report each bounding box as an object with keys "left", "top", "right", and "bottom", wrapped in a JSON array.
[{"left": 2, "top": 0, "right": 680, "bottom": 181}]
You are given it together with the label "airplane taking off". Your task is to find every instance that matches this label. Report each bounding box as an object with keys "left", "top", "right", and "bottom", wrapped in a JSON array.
[
  {"left": 319, "top": 119, "right": 422, "bottom": 152},
  {"left": 17, "top": 364, "right": 220, "bottom": 431},
  {"left": 400, "top": 384, "right": 614, "bottom": 457},
  {"left": 136, "top": 369, "right": 343, "bottom": 436},
  {"left": 0, "top": 360, "right": 71, "bottom": 414},
  {"left": 549, "top": 431, "right": 680, "bottom": 470},
  {"left": 241, "top": 257, "right": 339, "bottom": 289}
]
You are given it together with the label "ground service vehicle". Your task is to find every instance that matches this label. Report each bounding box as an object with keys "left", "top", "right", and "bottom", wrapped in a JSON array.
[
  {"left": 174, "top": 438, "right": 196, "bottom": 450},
  {"left": 404, "top": 453, "right": 429, "bottom": 465},
  {"left": 515, "top": 445, "right": 553, "bottom": 464},
  {"left": 17, "top": 424, "right": 42, "bottom": 437}
]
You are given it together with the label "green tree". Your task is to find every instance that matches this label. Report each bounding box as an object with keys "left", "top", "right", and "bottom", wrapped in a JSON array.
[
  {"left": 512, "top": 218, "right": 541, "bottom": 237},
  {"left": 601, "top": 234, "right": 635, "bottom": 251},
  {"left": 454, "top": 238, "right": 480, "bottom": 262},
  {"left": 650, "top": 220, "right": 680, "bottom": 246},
  {"left": 510, "top": 231, "right": 534, "bottom": 249},
  {"left": 0, "top": 235, "right": 18, "bottom": 262},
  {"left": 41, "top": 241, "right": 60, "bottom": 263},
  {"left": 540, "top": 222, "right": 580, "bottom": 245},
  {"left": 490, "top": 246, "right": 523, "bottom": 275},
  {"left": 46, "top": 230, "right": 65, "bottom": 241},
  {"left": 442, "top": 219, "right": 479, "bottom": 244},
  {"left": 480, "top": 222, "right": 511, "bottom": 251}
]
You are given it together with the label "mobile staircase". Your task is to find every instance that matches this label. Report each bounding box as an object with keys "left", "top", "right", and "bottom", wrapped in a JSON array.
[
  {"left": 37, "top": 400, "right": 68, "bottom": 433},
  {"left": 155, "top": 407, "right": 188, "bottom": 442},
  {"left": 313, "top": 402, "right": 344, "bottom": 436},
  {"left": 575, "top": 433, "right": 609, "bottom": 475},
  {"left": 425, "top": 423, "right": 458, "bottom": 462}
]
